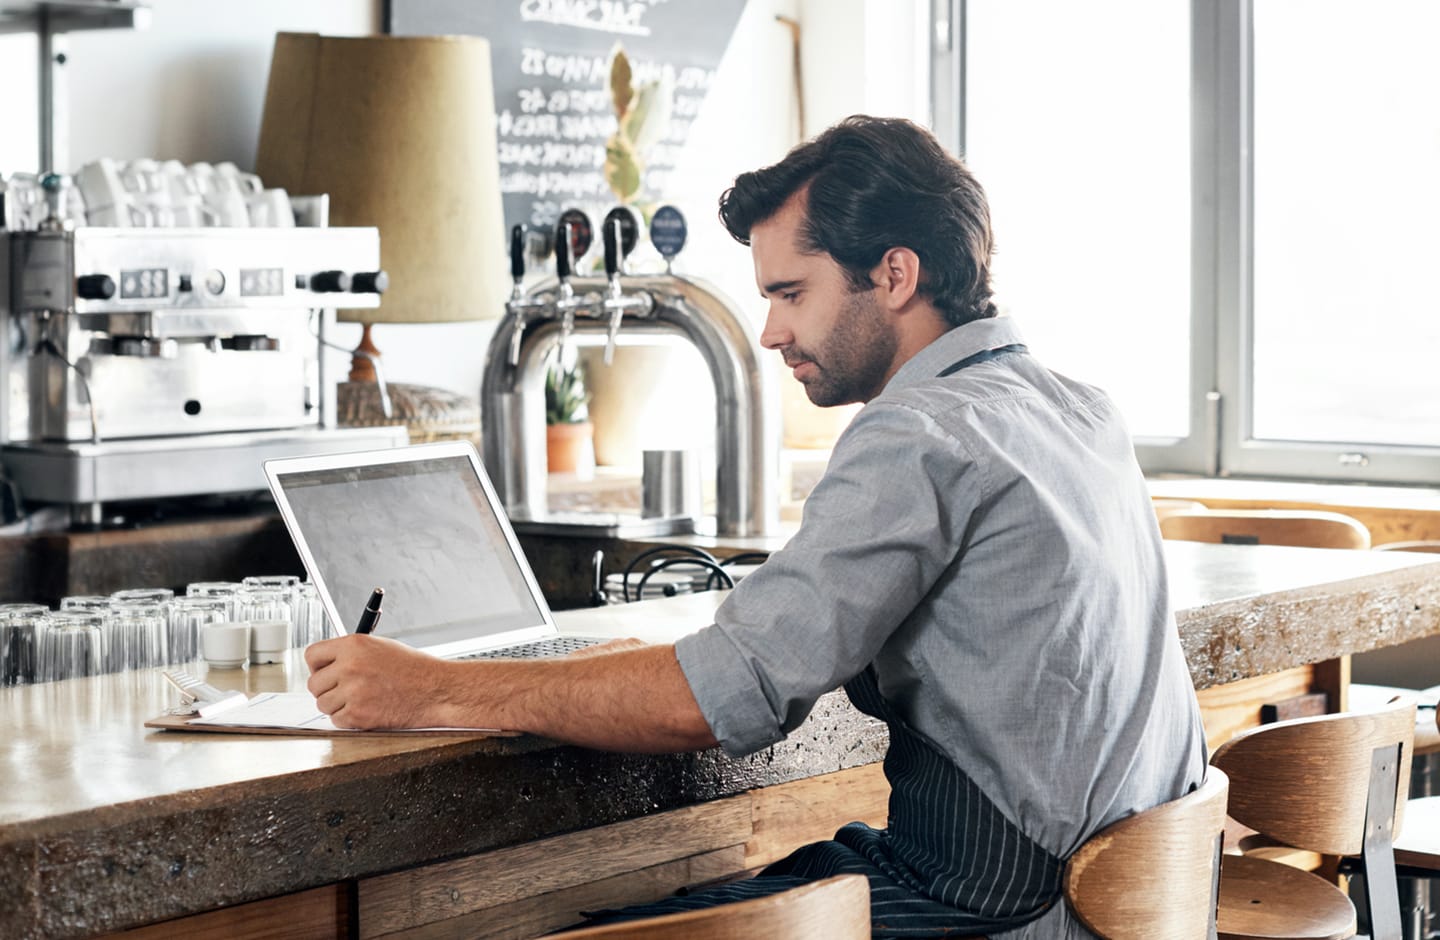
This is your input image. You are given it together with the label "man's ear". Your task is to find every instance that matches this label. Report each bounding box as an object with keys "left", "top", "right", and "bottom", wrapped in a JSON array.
[{"left": 871, "top": 247, "right": 922, "bottom": 311}]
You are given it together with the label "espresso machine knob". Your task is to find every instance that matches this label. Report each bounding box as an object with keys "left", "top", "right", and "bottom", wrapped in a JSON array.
[
  {"left": 309, "top": 270, "right": 352, "bottom": 293},
  {"left": 76, "top": 274, "right": 116, "bottom": 300},
  {"left": 350, "top": 271, "right": 389, "bottom": 294}
]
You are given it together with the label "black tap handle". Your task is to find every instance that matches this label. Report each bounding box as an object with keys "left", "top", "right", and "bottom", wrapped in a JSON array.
[
  {"left": 603, "top": 217, "right": 620, "bottom": 279},
  {"left": 555, "top": 222, "right": 572, "bottom": 280},
  {"left": 510, "top": 224, "right": 526, "bottom": 280}
]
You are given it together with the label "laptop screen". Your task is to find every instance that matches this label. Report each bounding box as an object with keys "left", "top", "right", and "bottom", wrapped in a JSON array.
[{"left": 267, "top": 445, "right": 552, "bottom": 655}]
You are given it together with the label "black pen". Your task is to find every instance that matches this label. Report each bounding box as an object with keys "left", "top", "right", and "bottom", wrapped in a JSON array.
[{"left": 355, "top": 587, "right": 384, "bottom": 635}]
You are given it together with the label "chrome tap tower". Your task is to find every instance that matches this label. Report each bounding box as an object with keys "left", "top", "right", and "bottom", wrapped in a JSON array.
[{"left": 481, "top": 206, "right": 779, "bottom": 538}]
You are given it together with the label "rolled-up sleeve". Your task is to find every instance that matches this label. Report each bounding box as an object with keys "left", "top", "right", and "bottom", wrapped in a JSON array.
[{"left": 675, "top": 400, "right": 982, "bottom": 756}]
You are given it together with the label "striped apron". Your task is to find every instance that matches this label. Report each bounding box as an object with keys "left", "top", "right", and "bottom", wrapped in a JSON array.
[{"left": 577, "top": 667, "right": 1063, "bottom": 938}]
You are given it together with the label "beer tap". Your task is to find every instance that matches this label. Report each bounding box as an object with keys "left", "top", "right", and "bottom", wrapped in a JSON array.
[
  {"left": 599, "top": 207, "right": 654, "bottom": 365},
  {"left": 505, "top": 224, "right": 549, "bottom": 367},
  {"left": 552, "top": 209, "right": 593, "bottom": 362}
]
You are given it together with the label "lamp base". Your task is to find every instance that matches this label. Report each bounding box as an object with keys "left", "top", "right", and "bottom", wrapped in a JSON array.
[
  {"left": 348, "top": 323, "right": 382, "bottom": 382},
  {"left": 337, "top": 381, "right": 480, "bottom": 446}
]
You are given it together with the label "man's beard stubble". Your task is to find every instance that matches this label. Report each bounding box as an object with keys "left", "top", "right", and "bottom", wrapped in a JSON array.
[{"left": 796, "top": 289, "right": 898, "bottom": 407}]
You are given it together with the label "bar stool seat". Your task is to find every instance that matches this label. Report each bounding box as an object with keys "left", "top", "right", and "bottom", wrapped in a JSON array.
[
  {"left": 1217, "top": 853, "right": 1357, "bottom": 940},
  {"left": 1211, "top": 699, "right": 1416, "bottom": 940}
]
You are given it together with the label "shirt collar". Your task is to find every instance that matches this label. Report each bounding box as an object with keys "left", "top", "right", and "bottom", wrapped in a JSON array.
[{"left": 884, "top": 317, "right": 1028, "bottom": 394}]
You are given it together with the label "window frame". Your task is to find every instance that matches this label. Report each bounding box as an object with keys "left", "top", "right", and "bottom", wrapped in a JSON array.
[{"left": 935, "top": 0, "right": 1440, "bottom": 486}]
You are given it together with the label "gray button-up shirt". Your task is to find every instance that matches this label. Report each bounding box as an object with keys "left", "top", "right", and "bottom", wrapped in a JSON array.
[{"left": 675, "top": 317, "right": 1207, "bottom": 938}]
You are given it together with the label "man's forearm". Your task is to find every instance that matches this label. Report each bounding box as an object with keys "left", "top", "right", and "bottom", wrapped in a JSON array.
[{"left": 440, "top": 643, "right": 719, "bottom": 753}]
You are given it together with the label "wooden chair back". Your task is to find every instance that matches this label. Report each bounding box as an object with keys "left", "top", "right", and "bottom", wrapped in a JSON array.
[
  {"left": 1210, "top": 698, "right": 1415, "bottom": 856},
  {"left": 1064, "top": 769, "right": 1229, "bottom": 940},
  {"left": 562, "top": 874, "right": 871, "bottom": 939},
  {"left": 1152, "top": 498, "right": 1207, "bottom": 524},
  {"left": 1374, "top": 540, "right": 1440, "bottom": 553},
  {"left": 1159, "top": 509, "right": 1371, "bottom": 550}
]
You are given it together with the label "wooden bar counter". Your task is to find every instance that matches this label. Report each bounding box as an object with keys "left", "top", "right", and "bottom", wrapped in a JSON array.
[{"left": 2, "top": 542, "right": 1439, "bottom": 939}]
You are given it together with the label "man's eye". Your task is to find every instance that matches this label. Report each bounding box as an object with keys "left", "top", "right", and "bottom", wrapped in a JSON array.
[{"left": 781, "top": 291, "right": 800, "bottom": 303}]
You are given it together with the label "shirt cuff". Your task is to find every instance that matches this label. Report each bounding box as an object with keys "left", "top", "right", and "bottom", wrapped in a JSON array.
[{"left": 675, "top": 623, "right": 787, "bottom": 757}]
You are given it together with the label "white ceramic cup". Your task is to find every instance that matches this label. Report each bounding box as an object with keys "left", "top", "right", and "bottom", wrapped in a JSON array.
[
  {"left": 200, "top": 621, "right": 251, "bottom": 669},
  {"left": 248, "top": 188, "right": 294, "bottom": 228},
  {"left": 247, "top": 619, "right": 289, "bottom": 665}
]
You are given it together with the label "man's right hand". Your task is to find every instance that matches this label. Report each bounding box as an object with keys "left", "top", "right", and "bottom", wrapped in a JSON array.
[{"left": 304, "top": 634, "right": 455, "bottom": 730}]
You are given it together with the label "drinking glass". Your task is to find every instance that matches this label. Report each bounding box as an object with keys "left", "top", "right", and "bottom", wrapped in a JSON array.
[
  {"left": 292, "top": 581, "right": 328, "bottom": 647},
  {"left": 110, "top": 587, "right": 175, "bottom": 605},
  {"left": 186, "top": 581, "right": 243, "bottom": 619},
  {"left": 107, "top": 600, "right": 169, "bottom": 671},
  {"left": 243, "top": 576, "right": 302, "bottom": 642},
  {"left": 40, "top": 612, "right": 104, "bottom": 681},
  {"left": 0, "top": 605, "right": 47, "bottom": 686},
  {"left": 61, "top": 595, "right": 111, "bottom": 611},
  {"left": 167, "top": 596, "right": 228, "bottom": 664},
  {"left": 242, "top": 574, "right": 300, "bottom": 593},
  {"left": 235, "top": 586, "right": 292, "bottom": 627}
]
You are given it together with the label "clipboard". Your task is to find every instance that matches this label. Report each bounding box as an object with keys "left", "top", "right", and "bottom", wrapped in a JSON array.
[
  {"left": 145, "top": 680, "right": 519, "bottom": 738},
  {"left": 143, "top": 712, "right": 518, "bottom": 738}
]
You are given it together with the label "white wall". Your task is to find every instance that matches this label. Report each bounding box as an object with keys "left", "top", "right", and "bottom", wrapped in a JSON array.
[
  {"left": 0, "top": 34, "right": 39, "bottom": 174},
  {"left": 2, "top": 0, "right": 931, "bottom": 407}
]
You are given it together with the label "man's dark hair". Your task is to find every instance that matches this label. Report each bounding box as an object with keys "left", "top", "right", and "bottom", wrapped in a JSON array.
[{"left": 718, "top": 115, "right": 997, "bottom": 327}]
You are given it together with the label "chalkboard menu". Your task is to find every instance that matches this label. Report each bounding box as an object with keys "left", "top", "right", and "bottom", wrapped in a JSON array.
[{"left": 389, "top": 0, "right": 749, "bottom": 233}]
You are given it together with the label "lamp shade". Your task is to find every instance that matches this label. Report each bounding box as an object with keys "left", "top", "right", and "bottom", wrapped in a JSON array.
[{"left": 255, "top": 32, "right": 506, "bottom": 324}]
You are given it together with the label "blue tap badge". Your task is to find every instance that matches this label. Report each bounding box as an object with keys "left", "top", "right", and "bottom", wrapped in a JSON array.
[{"left": 649, "top": 205, "right": 688, "bottom": 262}]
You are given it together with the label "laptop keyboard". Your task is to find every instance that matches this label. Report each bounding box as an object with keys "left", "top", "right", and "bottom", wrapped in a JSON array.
[{"left": 459, "top": 635, "right": 605, "bottom": 661}]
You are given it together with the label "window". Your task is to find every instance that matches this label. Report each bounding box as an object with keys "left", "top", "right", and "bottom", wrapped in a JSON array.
[
  {"left": 1249, "top": 0, "right": 1440, "bottom": 452},
  {"left": 942, "top": 0, "right": 1440, "bottom": 485},
  {"left": 964, "top": 0, "right": 1191, "bottom": 442}
]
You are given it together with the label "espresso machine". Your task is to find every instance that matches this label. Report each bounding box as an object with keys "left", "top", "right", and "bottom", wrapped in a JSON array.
[
  {"left": 481, "top": 205, "right": 780, "bottom": 539},
  {"left": 0, "top": 194, "right": 406, "bottom": 526}
]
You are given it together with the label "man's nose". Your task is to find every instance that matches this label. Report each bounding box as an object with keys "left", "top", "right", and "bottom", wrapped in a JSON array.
[{"left": 759, "top": 306, "right": 790, "bottom": 351}]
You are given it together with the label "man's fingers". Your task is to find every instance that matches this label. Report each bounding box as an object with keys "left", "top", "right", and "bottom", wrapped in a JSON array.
[
  {"left": 307, "top": 667, "right": 339, "bottom": 701},
  {"left": 303, "top": 638, "right": 340, "bottom": 672}
]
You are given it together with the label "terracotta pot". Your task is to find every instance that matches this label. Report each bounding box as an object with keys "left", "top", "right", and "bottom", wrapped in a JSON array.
[{"left": 546, "top": 421, "right": 595, "bottom": 476}]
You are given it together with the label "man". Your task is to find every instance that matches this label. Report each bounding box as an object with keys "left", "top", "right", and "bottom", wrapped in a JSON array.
[{"left": 307, "top": 115, "right": 1207, "bottom": 938}]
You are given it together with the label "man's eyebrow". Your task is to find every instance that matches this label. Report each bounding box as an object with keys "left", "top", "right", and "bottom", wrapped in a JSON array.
[{"left": 760, "top": 278, "right": 805, "bottom": 298}]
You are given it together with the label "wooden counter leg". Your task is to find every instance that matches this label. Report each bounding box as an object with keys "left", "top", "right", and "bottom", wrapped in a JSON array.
[{"left": 1313, "top": 655, "right": 1351, "bottom": 715}]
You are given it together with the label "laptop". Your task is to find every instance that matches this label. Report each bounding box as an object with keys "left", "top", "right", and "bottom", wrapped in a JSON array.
[{"left": 263, "top": 440, "right": 606, "bottom": 660}]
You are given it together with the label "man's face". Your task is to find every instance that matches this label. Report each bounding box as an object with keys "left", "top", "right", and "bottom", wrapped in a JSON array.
[{"left": 750, "top": 195, "right": 899, "bottom": 407}]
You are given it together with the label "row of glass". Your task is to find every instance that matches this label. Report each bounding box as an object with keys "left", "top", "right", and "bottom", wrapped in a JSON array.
[{"left": 0, "top": 575, "right": 333, "bottom": 686}]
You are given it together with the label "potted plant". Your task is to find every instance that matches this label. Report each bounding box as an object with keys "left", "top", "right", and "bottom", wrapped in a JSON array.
[{"left": 545, "top": 359, "right": 595, "bottom": 475}]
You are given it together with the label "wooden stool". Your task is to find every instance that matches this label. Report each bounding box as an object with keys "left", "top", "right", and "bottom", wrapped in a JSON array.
[
  {"left": 562, "top": 874, "right": 871, "bottom": 939},
  {"left": 1065, "top": 768, "right": 1230, "bottom": 939},
  {"left": 1212, "top": 698, "right": 1416, "bottom": 940}
]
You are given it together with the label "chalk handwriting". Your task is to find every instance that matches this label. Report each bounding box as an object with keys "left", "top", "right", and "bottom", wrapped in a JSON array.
[{"left": 519, "top": 0, "right": 668, "bottom": 38}]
